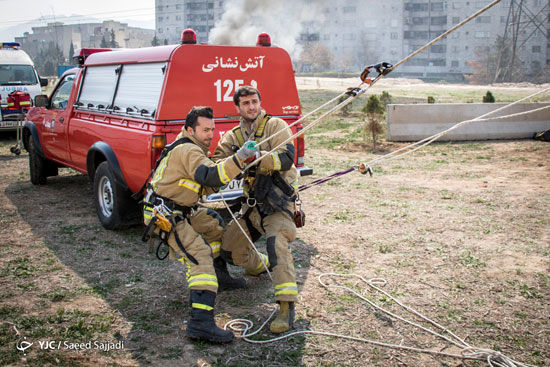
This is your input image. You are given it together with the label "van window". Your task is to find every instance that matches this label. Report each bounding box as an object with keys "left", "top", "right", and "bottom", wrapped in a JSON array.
[
  {"left": 0, "top": 65, "right": 38, "bottom": 85},
  {"left": 77, "top": 65, "right": 118, "bottom": 108},
  {"left": 112, "top": 62, "right": 166, "bottom": 115},
  {"left": 51, "top": 75, "right": 75, "bottom": 110}
]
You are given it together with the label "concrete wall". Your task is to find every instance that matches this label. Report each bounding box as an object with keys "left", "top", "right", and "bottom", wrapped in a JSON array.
[{"left": 386, "top": 103, "right": 550, "bottom": 142}]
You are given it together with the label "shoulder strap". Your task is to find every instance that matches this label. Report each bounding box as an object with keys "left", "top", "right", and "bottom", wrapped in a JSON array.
[
  {"left": 231, "top": 125, "right": 245, "bottom": 147},
  {"left": 132, "top": 136, "right": 196, "bottom": 201},
  {"left": 254, "top": 115, "right": 271, "bottom": 141},
  {"left": 154, "top": 137, "right": 194, "bottom": 170}
]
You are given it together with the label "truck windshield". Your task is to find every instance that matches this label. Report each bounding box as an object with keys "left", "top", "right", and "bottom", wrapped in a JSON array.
[{"left": 0, "top": 65, "right": 38, "bottom": 85}]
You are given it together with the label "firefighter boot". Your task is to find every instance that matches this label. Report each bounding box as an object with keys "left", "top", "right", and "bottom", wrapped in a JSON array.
[
  {"left": 245, "top": 253, "right": 270, "bottom": 276},
  {"left": 185, "top": 290, "right": 234, "bottom": 343},
  {"left": 214, "top": 257, "right": 246, "bottom": 291},
  {"left": 269, "top": 301, "right": 295, "bottom": 334}
]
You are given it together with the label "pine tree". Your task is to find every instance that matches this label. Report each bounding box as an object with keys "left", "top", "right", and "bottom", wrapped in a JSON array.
[
  {"left": 151, "top": 35, "right": 160, "bottom": 46},
  {"left": 68, "top": 42, "right": 75, "bottom": 62},
  {"left": 362, "top": 95, "right": 385, "bottom": 151}
]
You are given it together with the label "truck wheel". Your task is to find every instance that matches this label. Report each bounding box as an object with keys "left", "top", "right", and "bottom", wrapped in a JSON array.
[
  {"left": 93, "top": 161, "right": 132, "bottom": 230},
  {"left": 28, "top": 138, "right": 47, "bottom": 185}
]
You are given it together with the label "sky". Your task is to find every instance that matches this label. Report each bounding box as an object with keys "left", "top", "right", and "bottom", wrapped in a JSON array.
[{"left": 0, "top": 0, "right": 155, "bottom": 40}]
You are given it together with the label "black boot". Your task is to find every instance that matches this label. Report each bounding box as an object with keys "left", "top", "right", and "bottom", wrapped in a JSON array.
[
  {"left": 214, "top": 257, "right": 246, "bottom": 292},
  {"left": 185, "top": 290, "right": 234, "bottom": 343}
]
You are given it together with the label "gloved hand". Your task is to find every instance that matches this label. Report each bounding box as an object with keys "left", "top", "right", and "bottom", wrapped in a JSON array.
[{"left": 236, "top": 141, "right": 258, "bottom": 162}]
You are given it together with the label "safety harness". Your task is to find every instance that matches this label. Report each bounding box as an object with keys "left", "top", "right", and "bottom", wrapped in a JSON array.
[
  {"left": 232, "top": 115, "right": 304, "bottom": 227},
  {"left": 141, "top": 137, "right": 200, "bottom": 263}
]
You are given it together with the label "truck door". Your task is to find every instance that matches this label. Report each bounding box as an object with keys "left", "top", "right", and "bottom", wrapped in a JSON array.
[{"left": 42, "top": 74, "right": 74, "bottom": 162}]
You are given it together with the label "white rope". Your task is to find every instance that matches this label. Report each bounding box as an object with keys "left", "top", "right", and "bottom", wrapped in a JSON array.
[
  {"left": 219, "top": 191, "right": 273, "bottom": 282},
  {"left": 366, "top": 88, "right": 550, "bottom": 167},
  {"left": 217, "top": 2, "right": 535, "bottom": 365},
  {"left": 245, "top": 0, "right": 504, "bottom": 172},
  {"left": 223, "top": 273, "right": 533, "bottom": 367}
]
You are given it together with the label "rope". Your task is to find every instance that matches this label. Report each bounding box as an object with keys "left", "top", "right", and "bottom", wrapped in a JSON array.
[
  {"left": 390, "top": 0, "right": 502, "bottom": 71},
  {"left": 218, "top": 2, "right": 535, "bottom": 365},
  {"left": 367, "top": 88, "right": 550, "bottom": 168},
  {"left": 243, "top": 0, "right": 504, "bottom": 173},
  {"left": 219, "top": 191, "right": 273, "bottom": 282},
  {"left": 223, "top": 273, "right": 533, "bottom": 367},
  {"left": 297, "top": 95, "right": 550, "bottom": 191}
]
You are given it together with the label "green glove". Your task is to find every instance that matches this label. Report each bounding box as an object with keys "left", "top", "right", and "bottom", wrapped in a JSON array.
[{"left": 236, "top": 141, "right": 258, "bottom": 161}]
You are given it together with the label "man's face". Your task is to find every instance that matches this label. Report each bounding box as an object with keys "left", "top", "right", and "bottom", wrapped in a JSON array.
[
  {"left": 236, "top": 93, "right": 261, "bottom": 122},
  {"left": 187, "top": 116, "right": 215, "bottom": 147}
]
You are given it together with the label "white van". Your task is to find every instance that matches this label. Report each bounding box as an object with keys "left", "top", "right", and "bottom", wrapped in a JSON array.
[{"left": 0, "top": 42, "right": 47, "bottom": 129}]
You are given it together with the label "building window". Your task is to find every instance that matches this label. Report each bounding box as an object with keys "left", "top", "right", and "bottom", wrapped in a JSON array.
[
  {"left": 157, "top": 17, "right": 163, "bottom": 21},
  {"left": 390, "top": 32, "right": 398, "bottom": 39},
  {"left": 404, "top": 3, "right": 429, "bottom": 11},
  {"left": 532, "top": 45, "right": 541, "bottom": 52},
  {"left": 451, "top": 60, "right": 459, "bottom": 68},
  {"left": 452, "top": 2, "right": 461, "bottom": 9},
  {"left": 343, "top": 6, "right": 356, "bottom": 13},
  {"left": 343, "top": 33, "right": 356, "bottom": 40},
  {"left": 475, "top": 16, "right": 491, "bottom": 23},
  {"left": 452, "top": 17, "right": 460, "bottom": 24},
  {"left": 431, "top": 16, "right": 447, "bottom": 25},
  {"left": 176, "top": 4, "right": 181, "bottom": 9},
  {"left": 430, "top": 45, "right": 446, "bottom": 53},
  {"left": 431, "top": 2, "right": 445, "bottom": 11}
]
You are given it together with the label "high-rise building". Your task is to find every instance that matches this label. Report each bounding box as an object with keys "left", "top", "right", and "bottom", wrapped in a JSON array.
[
  {"left": 155, "top": 0, "right": 225, "bottom": 44},
  {"left": 155, "top": 0, "right": 549, "bottom": 81}
]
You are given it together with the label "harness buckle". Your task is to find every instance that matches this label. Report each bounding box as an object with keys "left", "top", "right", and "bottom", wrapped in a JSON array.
[{"left": 246, "top": 197, "right": 257, "bottom": 208}]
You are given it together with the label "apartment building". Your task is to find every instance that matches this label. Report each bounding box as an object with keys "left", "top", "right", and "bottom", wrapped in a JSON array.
[
  {"left": 15, "top": 20, "right": 154, "bottom": 60},
  {"left": 155, "top": 0, "right": 548, "bottom": 81},
  {"left": 155, "top": 0, "right": 225, "bottom": 44}
]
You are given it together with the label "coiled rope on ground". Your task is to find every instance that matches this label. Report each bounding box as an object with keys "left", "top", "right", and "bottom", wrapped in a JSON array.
[{"left": 218, "top": 1, "right": 543, "bottom": 365}]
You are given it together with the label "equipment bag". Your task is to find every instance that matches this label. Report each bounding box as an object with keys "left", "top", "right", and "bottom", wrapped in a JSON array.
[{"left": 7, "top": 91, "right": 31, "bottom": 110}]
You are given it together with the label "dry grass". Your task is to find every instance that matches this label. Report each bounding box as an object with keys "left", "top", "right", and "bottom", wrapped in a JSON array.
[{"left": 0, "top": 92, "right": 548, "bottom": 366}]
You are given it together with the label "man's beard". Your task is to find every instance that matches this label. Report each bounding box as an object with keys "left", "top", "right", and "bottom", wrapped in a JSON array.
[{"left": 244, "top": 111, "right": 260, "bottom": 123}]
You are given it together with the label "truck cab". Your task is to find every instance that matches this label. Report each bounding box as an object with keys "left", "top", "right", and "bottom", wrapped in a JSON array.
[
  {"left": 0, "top": 42, "right": 48, "bottom": 129},
  {"left": 23, "top": 30, "right": 311, "bottom": 229}
]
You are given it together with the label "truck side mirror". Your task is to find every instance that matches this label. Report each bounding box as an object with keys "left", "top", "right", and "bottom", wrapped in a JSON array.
[
  {"left": 34, "top": 95, "right": 49, "bottom": 107},
  {"left": 40, "top": 77, "right": 49, "bottom": 87}
]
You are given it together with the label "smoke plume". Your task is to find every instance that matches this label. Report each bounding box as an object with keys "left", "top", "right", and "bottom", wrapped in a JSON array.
[{"left": 208, "top": 0, "right": 323, "bottom": 58}]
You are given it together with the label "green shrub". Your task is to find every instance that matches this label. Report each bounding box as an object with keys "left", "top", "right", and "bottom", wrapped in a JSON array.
[
  {"left": 363, "top": 94, "right": 385, "bottom": 151},
  {"left": 380, "top": 91, "right": 393, "bottom": 108},
  {"left": 483, "top": 91, "right": 495, "bottom": 103},
  {"left": 337, "top": 95, "right": 353, "bottom": 116},
  {"left": 427, "top": 96, "right": 435, "bottom": 104}
]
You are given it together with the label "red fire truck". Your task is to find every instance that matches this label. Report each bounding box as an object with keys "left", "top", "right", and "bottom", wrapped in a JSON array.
[{"left": 23, "top": 30, "right": 311, "bottom": 230}]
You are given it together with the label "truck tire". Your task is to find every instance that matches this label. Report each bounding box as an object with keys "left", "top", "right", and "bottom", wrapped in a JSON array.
[
  {"left": 28, "top": 138, "right": 47, "bottom": 185},
  {"left": 93, "top": 161, "right": 134, "bottom": 230}
]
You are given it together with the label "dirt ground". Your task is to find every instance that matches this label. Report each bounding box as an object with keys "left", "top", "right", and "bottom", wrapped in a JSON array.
[{"left": 0, "top": 89, "right": 548, "bottom": 366}]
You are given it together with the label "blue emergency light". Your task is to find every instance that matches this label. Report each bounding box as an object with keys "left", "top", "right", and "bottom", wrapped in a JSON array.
[{"left": 0, "top": 42, "right": 21, "bottom": 49}]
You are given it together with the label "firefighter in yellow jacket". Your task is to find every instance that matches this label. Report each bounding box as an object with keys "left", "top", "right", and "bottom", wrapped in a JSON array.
[
  {"left": 213, "top": 86, "right": 299, "bottom": 334},
  {"left": 143, "top": 106, "right": 258, "bottom": 343}
]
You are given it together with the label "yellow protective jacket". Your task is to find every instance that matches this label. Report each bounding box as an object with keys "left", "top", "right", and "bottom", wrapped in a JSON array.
[
  {"left": 213, "top": 110, "right": 298, "bottom": 195},
  {"left": 150, "top": 129, "right": 245, "bottom": 207}
]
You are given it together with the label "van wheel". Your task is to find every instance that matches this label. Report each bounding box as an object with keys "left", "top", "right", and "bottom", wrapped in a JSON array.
[
  {"left": 29, "top": 138, "right": 47, "bottom": 185},
  {"left": 94, "top": 161, "right": 132, "bottom": 230}
]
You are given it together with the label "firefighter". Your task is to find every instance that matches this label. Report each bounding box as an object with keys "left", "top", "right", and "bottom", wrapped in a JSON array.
[
  {"left": 143, "top": 106, "right": 258, "bottom": 343},
  {"left": 213, "top": 86, "right": 299, "bottom": 334}
]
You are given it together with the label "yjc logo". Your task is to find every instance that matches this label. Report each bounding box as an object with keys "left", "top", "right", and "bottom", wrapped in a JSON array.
[{"left": 16, "top": 337, "right": 33, "bottom": 355}]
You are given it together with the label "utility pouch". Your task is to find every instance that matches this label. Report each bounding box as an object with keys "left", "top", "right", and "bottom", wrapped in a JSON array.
[{"left": 293, "top": 198, "right": 306, "bottom": 228}]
